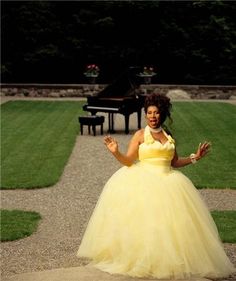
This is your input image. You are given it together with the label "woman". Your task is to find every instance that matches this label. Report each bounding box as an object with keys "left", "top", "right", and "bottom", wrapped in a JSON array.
[{"left": 77, "top": 93, "right": 235, "bottom": 279}]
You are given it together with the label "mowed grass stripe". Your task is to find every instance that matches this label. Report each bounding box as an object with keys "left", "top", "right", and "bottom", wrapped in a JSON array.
[
  {"left": 211, "top": 211, "right": 236, "bottom": 243},
  {"left": 171, "top": 102, "right": 236, "bottom": 189},
  {"left": 0, "top": 209, "right": 42, "bottom": 242},
  {"left": 1, "top": 102, "right": 69, "bottom": 160},
  {"left": 1, "top": 101, "right": 85, "bottom": 189}
]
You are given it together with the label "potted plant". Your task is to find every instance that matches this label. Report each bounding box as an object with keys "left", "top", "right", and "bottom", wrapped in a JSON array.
[
  {"left": 84, "top": 64, "right": 100, "bottom": 84},
  {"left": 138, "top": 66, "right": 156, "bottom": 84}
]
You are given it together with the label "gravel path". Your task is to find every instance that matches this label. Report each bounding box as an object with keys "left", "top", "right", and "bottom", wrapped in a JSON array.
[{"left": 1, "top": 99, "right": 235, "bottom": 280}]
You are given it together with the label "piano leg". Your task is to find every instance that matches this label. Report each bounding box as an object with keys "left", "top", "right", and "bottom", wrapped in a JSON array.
[
  {"left": 92, "top": 125, "right": 96, "bottom": 136},
  {"left": 80, "top": 125, "right": 84, "bottom": 135},
  {"left": 137, "top": 108, "right": 142, "bottom": 129},
  {"left": 108, "top": 113, "right": 115, "bottom": 133},
  {"left": 108, "top": 113, "right": 111, "bottom": 133},
  {"left": 124, "top": 114, "right": 130, "bottom": 134},
  {"left": 111, "top": 114, "right": 114, "bottom": 132}
]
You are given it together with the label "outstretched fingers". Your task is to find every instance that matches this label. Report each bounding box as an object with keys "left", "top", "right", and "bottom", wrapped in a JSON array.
[
  {"left": 104, "top": 135, "right": 117, "bottom": 146},
  {"left": 199, "top": 141, "right": 211, "bottom": 156}
]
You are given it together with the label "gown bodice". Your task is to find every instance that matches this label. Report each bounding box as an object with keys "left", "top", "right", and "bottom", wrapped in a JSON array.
[{"left": 138, "top": 126, "right": 175, "bottom": 166}]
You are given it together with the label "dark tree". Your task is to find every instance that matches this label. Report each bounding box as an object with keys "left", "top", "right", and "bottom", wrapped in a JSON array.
[{"left": 1, "top": 1, "right": 236, "bottom": 84}]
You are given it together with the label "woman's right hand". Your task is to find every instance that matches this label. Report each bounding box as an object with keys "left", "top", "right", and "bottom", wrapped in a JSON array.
[{"left": 104, "top": 136, "right": 118, "bottom": 154}]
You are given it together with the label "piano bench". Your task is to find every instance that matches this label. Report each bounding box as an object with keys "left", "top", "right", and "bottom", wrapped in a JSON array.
[{"left": 78, "top": 115, "right": 105, "bottom": 136}]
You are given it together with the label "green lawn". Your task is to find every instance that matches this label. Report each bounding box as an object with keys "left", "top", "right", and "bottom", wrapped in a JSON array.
[
  {"left": 1, "top": 101, "right": 235, "bottom": 189},
  {"left": 171, "top": 102, "right": 236, "bottom": 189},
  {"left": 0, "top": 209, "right": 41, "bottom": 241},
  {"left": 211, "top": 211, "right": 236, "bottom": 243},
  {"left": 1, "top": 100, "right": 85, "bottom": 189},
  {"left": 1, "top": 209, "right": 235, "bottom": 243}
]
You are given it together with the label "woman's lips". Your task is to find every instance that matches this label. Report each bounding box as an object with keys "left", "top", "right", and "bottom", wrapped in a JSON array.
[{"left": 149, "top": 120, "right": 158, "bottom": 127}]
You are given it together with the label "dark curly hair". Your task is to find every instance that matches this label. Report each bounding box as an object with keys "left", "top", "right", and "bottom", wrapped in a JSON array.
[{"left": 144, "top": 93, "right": 172, "bottom": 125}]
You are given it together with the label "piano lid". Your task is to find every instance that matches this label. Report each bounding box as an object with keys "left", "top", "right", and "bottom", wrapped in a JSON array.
[{"left": 95, "top": 66, "right": 142, "bottom": 98}]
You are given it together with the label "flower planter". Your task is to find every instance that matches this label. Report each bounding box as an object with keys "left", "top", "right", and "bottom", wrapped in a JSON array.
[
  {"left": 85, "top": 75, "right": 98, "bottom": 84},
  {"left": 138, "top": 75, "right": 154, "bottom": 84},
  {"left": 84, "top": 64, "right": 100, "bottom": 84},
  {"left": 143, "top": 75, "right": 153, "bottom": 84},
  {"left": 138, "top": 66, "right": 156, "bottom": 84}
]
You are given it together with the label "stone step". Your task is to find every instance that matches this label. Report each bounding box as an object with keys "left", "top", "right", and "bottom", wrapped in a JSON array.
[{"left": 3, "top": 266, "right": 211, "bottom": 281}]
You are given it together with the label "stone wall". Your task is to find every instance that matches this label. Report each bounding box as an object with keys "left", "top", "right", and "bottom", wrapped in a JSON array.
[
  {"left": 141, "top": 85, "right": 236, "bottom": 100},
  {"left": 0, "top": 84, "right": 104, "bottom": 98},
  {"left": 1, "top": 84, "right": 236, "bottom": 100}
]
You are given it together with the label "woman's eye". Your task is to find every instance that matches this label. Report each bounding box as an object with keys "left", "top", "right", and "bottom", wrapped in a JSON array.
[{"left": 147, "top": 111, "right": 159, "bottom": 115}]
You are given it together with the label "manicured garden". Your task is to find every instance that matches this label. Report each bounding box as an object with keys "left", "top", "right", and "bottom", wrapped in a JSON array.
[
  {"left": 211, "top": 211, "right": 236, "bottom": 243},
  {"left": 1, "top": 100, "right": 85, "bottom": 189},
  {"left": 1, "top": 100, "right": 235, "bottom": 243},
  {"left": 1, "top": 101, "right": 235, "bottom": 189},
  {"left": 172, "top": 102, "right": 236, "bottom": 189},
  {"left": 1, "top": 209, "right": 41, "bottom": 241}
]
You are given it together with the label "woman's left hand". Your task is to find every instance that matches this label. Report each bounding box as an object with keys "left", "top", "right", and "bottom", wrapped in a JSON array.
[{"left": 195, "top": 141, "right": 211, "bottom": 160}]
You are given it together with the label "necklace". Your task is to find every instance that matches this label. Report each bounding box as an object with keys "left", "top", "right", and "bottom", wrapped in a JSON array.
[{"left": 148, "top": 125, "right": 162, "bottom": 133}]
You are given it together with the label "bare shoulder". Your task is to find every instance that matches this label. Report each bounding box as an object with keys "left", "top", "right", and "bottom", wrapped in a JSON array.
[
  {"left": 163, "top": 127, "right": 173, "bottom": 137},
  {"left": 132, "top": 129, "right": 144, "bottom": 144}
]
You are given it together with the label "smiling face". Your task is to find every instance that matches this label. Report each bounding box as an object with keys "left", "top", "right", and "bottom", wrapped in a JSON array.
[{"left": 146, "top": 105, "right": 161, "bottom": 128}]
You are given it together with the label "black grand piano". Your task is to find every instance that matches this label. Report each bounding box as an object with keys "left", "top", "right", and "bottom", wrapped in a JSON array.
[{"left": 83, "top": 67, "right": 144, "bottom": 134}]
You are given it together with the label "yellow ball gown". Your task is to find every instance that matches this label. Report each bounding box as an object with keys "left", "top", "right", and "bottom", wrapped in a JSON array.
[{"left": 77, "top": 126, "right": 235, "bottom": 279}]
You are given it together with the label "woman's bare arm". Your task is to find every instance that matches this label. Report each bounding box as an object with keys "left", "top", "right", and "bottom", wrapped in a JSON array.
[
  {"left": 171, "top": 142, "right": 211, "bottom": 168},
  {"left": 104, "top": 130, "right": 143, "bottom": 167}
]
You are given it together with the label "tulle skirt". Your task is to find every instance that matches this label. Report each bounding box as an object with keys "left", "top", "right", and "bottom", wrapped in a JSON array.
[{"left": 77, "top": 161, "right": 235, "bottom": 279}]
